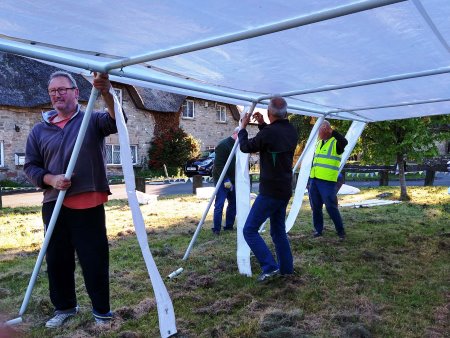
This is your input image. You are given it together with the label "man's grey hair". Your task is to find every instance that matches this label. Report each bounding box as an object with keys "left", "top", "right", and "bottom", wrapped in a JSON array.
[
  {"left": 268, "top": 97, "right": 287, "bottom": 118},
  {"left": 48, "top": 71, "right": 78, "bottom": 88}
]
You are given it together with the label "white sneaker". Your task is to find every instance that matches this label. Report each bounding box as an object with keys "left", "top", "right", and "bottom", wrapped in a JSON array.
[
  {"left": 45, "top": 307, "right": 78, "bottom": 328},
  {"left": 94, "top": 311, "right": 113, "bottom": 326}
]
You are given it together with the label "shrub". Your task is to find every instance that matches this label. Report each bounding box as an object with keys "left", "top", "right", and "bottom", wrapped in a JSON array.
[{"left": 148, "top": 127, "right": 200, "bottom": 170}]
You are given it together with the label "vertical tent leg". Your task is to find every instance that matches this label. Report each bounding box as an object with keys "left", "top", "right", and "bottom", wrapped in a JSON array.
[{"left": 234, "top": 106, "right": 254, "bottom": 276}]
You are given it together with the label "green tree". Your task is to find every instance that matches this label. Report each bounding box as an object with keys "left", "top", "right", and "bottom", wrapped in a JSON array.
[
  {"left": 148, "top": 127, "right": 200, "bottom": 174},
  {"left": 359, "top": 116, "right": 450, "bottom": 200},
  {"left": 288, "top": 115, "right": 316, "bottom": 164}
]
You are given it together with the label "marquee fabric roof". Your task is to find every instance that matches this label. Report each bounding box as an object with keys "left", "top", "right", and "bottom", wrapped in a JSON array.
[{"left": 0, "top": 0, "right": 449, "bottom": 122}]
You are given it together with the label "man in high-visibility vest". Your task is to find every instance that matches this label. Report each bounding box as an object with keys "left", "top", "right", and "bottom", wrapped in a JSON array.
[{"left": 309, "top": 120, "right": 348, "bottom": 240}]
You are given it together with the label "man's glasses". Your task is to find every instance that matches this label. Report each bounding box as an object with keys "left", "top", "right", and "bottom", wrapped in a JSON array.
[{"left": 48, "top": 87, "right": 76, "bottom": 96}]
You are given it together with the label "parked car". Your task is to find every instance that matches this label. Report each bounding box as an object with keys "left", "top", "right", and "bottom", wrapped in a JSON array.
[{"left": 184, "top": 151, "right": 215, "bottom": 177}]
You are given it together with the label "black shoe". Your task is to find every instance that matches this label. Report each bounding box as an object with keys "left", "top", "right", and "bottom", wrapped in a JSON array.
[
  {"left": 212, "top": 229, "right": 220, "bottom": 236},
  {"left": 338, "top": 234, "right": 346, "bottom": 241},
  {"left": 223, "top": 227, "right": 234, "bottom": 231},
  {"left": 313, "top": 232, "right": 323, "bottom": 238},
  {"left": 256, "top": 269, "right": 280, "bottom": 282}
]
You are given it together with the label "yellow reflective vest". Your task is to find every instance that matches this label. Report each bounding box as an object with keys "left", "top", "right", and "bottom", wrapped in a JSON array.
[{"left": 310, "top": 137, "right": 341, "bottom": 182}]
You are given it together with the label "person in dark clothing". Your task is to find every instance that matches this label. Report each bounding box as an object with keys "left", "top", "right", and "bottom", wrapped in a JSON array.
[
  {"left": 211, "top": 127, "right": 239, "bottom": 234},
  {"left": 239, "top": 97, "right": 298, "bottom": 282},
  {"left": 24, "top": 71, "right": 119, "bottom": 328},
  {"left": 309, "top": 120, "right": 348, "bottom": 240}
]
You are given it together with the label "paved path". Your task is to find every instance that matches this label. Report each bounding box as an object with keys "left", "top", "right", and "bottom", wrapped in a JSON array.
[{"left": 1, "top": 173, "right": 449, "bottom": 208}]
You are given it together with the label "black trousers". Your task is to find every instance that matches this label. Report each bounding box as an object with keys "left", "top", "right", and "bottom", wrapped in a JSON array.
[{"left": 42, "top": 202, "right": 110, "bottom": 314}]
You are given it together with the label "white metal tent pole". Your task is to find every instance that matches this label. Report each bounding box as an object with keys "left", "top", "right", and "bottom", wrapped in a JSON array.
[
  {"left": 339, "top": 121, "right": 367, "bottom": 172},
  {"left": 410, "top": 0, "right": 450, "bottom": 54},
  {"left": 285, "top": 117, "right": 324, "bottom": 232},
  {"left": 6, "top": 87, "right": 99, "bottom": 326},
  {"left": 4, "top": 41, "right": 450, "bottom": 121},
  {"left": 292, "top": 116, "right": 327, "bottom": 173},
  {"left": 107, "top": 69, "right": 330, "bottom": 117},
  {"left": 104, "top": 0, "right": 406, "bottom": 71},
  {"left": 0, "top": 42, "right": 103, "bottom": 73},
  {"left": 328, "top": 97, "right": 450, "bottom": 114},
  {"left": 234, "top": 106, "right": 253, "bottom": 276},
  {"left": 182, "top": 140, "right": 239, "bottom": 260},
  {"left": 263, "top": 66, "right": 450, "bottom": 99}
]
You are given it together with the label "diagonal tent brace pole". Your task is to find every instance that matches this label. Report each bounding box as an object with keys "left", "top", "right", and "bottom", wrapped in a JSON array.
[
  {"left": 292, "top": 116, "right": 326, "bottom": 174},
  {"left": 339, "top": 121, "right": 367, "bottom": 172},
  {"left": 6, "top": 87, "right": 99, "bottom": 326},
  {"left": 182, "top": 138, "right": 240, "bottom": 261},
  {"left": 285, "top": 116, "right": 324, "bottom": 232}
]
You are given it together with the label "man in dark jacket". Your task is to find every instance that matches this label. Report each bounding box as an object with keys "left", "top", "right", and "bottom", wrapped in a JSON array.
[
  {"left": 211, "top": 127, "right": 239, "bottom": 234},
  {"left": 239, "top": 97, "right": 298, "bottom": 282},
  {"left": 24, "top": 71, "right": 118, "bottom": 328}
]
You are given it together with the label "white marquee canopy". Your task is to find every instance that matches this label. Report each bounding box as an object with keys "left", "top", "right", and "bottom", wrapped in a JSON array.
[{"left": 1, "top": 0, "right": 449, "bottom": 122}]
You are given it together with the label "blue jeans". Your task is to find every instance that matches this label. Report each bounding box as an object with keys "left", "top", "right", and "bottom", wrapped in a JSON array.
[
  {"left": 308, "top": 178, "right": 345, "bottom": 236},
  {"left": 213, "top": 183, "right": 236, "bottom": 232},
  {"left": 243, "top": 194, "right": 293, "bottom": 275}
]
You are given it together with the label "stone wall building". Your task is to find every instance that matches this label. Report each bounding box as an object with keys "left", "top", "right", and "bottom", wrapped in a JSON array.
[{"left": 0, "top": 52, "right": 256, "bottom": 182}]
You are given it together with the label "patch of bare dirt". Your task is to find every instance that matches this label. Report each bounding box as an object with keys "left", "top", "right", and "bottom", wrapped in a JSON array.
[
  {"left": 424, "top": 294, "right": 450, "bottom": 338},
  {"left": 257, "top": 308, "right": 308, "bottom": 338},
  {"left": 115, "top": 298, "right": 156, "bottom": 320},
  {"left": 185, "top": 273, "right": 216, "bottom": 289},
  {"left": 0, "top": 323, "right": 22, "bottom": 338},
  {"left": 194, "top": 296, "right": 242, "bottom": 315}
]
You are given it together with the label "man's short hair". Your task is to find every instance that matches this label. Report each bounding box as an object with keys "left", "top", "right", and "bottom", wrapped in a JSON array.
[
  {"left": 48, "top": 71, "right": 78, "bottom": 88},
  {"left": 321, "top": 120, "right": 331, "bottom": 128},
  {"left": 268, "top": 97, "right": 287, "bottom": 118}
]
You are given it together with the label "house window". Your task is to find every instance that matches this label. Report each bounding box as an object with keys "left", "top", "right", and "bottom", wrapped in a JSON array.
[
  {"left": 14, "top": 153, "right": 25, "bottom": 166},
  {"left": 182, "top": 100, "right": 195, "bottom": 119},
  {"left": 216, "top": 104, "right": 226, "bottom": 122},
  {"left": 106, "top": 144, "right": 138, "bottom": 165},
  {"left": 0, "top": 141, "right": 4, "bottom": 167}
]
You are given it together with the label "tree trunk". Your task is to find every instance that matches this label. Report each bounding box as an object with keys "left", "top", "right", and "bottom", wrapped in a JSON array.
[
  {"left": 397, "top": 154, "right": 410, "bottom": 201},
  {"left": 379, "top": 171, "right": 389, "bottom": 186}
]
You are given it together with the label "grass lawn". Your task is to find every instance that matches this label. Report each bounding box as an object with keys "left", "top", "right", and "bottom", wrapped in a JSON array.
[{"left": 0, "top": 187, "right": 449, "bottom": 337}]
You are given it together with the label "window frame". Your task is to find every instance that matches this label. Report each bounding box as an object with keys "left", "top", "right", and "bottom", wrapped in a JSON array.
[
  {"left": 105, "top": 144, "right": 138, "bottom": 165},
  {"left": 182, "top": 99, "right": 195, "bottom": 119},
  {"left": 0, "top": 141, "right": 4, "bottom": 167},
  {"left": 216, "top": 104, "right": 227, "bottom": 122}
]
